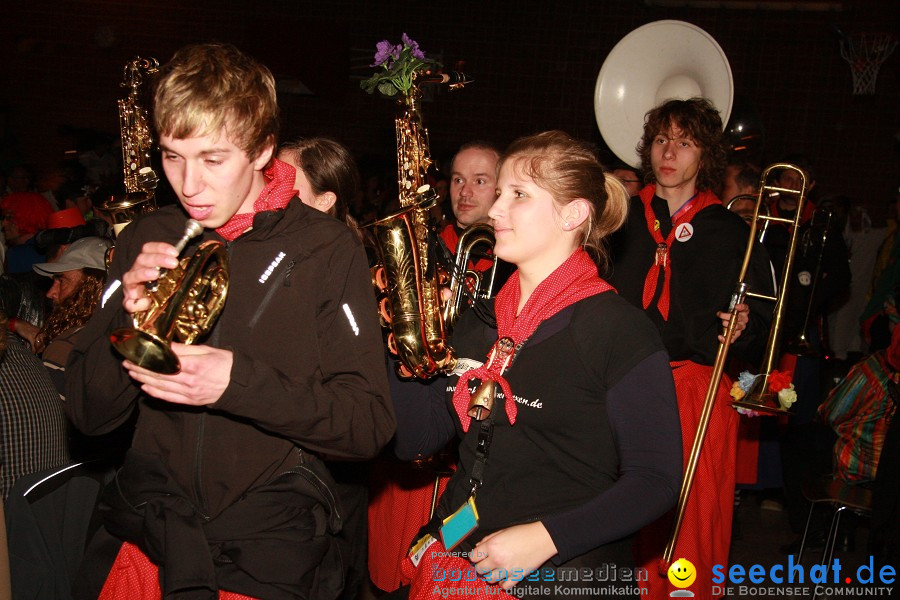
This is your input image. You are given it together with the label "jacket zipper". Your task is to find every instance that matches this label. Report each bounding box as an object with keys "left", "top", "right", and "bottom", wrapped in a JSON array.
[
  {"left": 191, "top": 238, "right": 233, "bottom": 513},
  {"left": 194, "top": 412, "right": 208, "bottom": 511}
]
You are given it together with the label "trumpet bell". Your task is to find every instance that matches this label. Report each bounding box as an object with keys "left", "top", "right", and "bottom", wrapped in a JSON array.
[
  {"left": 109, "top": 328, "right": 180, "bottom": 374},
  {"left": 594, "top": 20, "right": 733, "bottom": 168}
]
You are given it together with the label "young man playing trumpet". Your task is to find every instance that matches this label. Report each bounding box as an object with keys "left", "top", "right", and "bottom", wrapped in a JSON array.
[{"left": 66, "top": 43, "right": 394, "bottom": 599}]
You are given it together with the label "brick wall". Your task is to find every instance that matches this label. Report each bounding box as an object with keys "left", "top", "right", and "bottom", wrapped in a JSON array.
[{"left": 3, "top": 0, "right": 897, "bottom": 220}]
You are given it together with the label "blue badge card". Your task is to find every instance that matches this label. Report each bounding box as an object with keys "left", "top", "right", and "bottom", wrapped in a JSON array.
[{"left": 440, "top": 497, "right": 479, "bottom": 550}]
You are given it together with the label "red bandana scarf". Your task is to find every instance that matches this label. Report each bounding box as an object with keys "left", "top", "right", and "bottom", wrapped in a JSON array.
[
  {"left": 451, "top": 248, "right": 614, "bottom": 432},
  {"left": 769, "top": 196, "right": 816, "bottom": 233},
  {"left": 215, "top": 158, "right": 297, "bottom": 241},
  {"left": 640, "top": 184, "right": 720, "bottom": 321}
]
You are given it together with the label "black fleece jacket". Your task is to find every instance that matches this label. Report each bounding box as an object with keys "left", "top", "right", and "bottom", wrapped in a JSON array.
[{"left": 66, "top": 200, "right": 394, "bottom": 519}]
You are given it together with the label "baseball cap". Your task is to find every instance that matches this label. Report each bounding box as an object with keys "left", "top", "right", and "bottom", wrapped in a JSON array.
[{"left": 33, "top": 236, "right": 112, "bottom": 276}]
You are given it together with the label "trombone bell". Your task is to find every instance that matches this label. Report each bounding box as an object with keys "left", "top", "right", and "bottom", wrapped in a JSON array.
[{"left": 730, "top": 373, "right": 789, "bottom": 416}]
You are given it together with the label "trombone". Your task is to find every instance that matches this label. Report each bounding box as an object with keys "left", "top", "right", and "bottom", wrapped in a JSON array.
[
  {"left": 783, "top": 208, "right": 833, "bottom": 356},
  {"left": 726, "top": 194, "right": 772, "bottom": 243},
  {"left": 661, "top": 163, "right": 810, "bottom": 571}
]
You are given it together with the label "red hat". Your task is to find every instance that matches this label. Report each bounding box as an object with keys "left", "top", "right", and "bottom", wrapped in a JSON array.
[
  {"left": 0, "top": 192, "right": 54, "bottom": 236},
  {"left": 47, "top": 207, "right": 86, "bottom": 229}
]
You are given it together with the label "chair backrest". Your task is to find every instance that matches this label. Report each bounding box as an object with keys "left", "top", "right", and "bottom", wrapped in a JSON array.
[
  {"left": 4, "top": 461, "right": 114, "bottom": 600},
  {"left": 0, "top": 498, "right": 11, "bottom": 600}
]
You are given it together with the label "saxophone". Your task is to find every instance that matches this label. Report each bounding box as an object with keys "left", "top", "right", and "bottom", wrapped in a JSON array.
[
  {"left": 368, "top": 72, "right": 486, "bottom": 380},
  {"left": 101, "top": 57, "right": 160, "bottom": 235}
]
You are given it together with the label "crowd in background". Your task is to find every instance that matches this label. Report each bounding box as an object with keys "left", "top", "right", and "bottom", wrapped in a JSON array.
[{"left": 0, "top": 114, "right": 897, "bottom": 598}]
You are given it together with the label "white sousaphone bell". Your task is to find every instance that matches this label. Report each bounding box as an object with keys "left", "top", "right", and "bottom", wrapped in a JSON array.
[{"left": 594, "top": 20, "right": 734, "bottom": 168}]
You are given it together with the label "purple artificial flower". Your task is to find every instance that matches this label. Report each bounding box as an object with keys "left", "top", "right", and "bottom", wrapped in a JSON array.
[
  {"left": 371, "top": 40, "right": 394, "bottom": 67},
  {"left": 401, "top": 32, "right": 425, "bottom": 60}
]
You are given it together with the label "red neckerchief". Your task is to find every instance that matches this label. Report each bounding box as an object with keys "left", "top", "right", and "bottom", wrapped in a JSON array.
[
  {"left": 439, "top": 223, "right": 495, "bottom": 273},
  {"left": 215, "top": 158, "right": 296, "bottom": 241},
  {"left": 640, "top": 184, "right": 720, "bottom": 321},
  {"left": 769, "top": 197, "right": 816, "bottom": 233},
  {"left": 451, "top": 248, "right": 614, "bottom": 432}
]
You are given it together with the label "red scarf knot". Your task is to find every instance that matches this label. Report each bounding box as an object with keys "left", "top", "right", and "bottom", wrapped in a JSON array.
[
  {"left": 452, "top": 337, "right": 518, "bottom": 431},
  {"left": 215, "top": 158, "right": 297, "bottom": 241},
  {"left": 639, "top": 184, "right": 720, "bottom": 321},
  {"left": 451, "top": 248, "right": 614, "bottom": 432}
]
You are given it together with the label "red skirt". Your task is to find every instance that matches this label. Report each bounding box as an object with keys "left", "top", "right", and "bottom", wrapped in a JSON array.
[
  {"left": 633, "top": 361, "right": 739, "bottom": 600},
  {"left": 98, "top": 542, "right": 256, "bottom": 600},
  {"left": 367, "top": 460, "right": 451, "bottom": 591}
]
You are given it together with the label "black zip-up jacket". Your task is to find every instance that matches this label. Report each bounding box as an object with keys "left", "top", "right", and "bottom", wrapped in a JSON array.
[{"left": 65, "top": 201, "right": 394, "bottom": 569}]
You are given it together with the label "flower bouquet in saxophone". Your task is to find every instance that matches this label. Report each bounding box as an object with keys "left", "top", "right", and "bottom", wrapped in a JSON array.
[
  {"left": 360, "top": 33, "right": 469, "bottom": 206},
  {"left": 361, "top": 34, "right": 477, "bottom": 382}
]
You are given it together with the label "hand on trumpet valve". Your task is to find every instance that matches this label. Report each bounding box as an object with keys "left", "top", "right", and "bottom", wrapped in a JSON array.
[
  {"left": 717, "top": 302, "right": 749, "bottom": 344},
  {"left": 122, "top": 241, "right": 180, "bottom": 314},
  {"left": 123, "top": 342, "right": 233, "bottom": 406}
]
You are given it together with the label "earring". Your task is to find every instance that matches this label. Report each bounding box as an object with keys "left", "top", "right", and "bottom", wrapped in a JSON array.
[{"left": 564, "top": 221, "right": 570, "bottom": 229}]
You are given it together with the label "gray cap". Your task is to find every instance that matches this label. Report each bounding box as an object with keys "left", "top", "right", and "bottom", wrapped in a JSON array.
[{"left": 33, "top": 236, "right": 112, "bottom": 276}]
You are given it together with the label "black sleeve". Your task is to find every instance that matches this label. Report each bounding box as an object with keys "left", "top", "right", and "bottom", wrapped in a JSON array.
[
  {"left": 541, "top": 350, "right": 682, "bottom": 562},
  {"left": 390, "top": 367, "right": 458, "bottom": 461},
  {"left": 65, "top": 224, "right": 143, "bottom": 435}
]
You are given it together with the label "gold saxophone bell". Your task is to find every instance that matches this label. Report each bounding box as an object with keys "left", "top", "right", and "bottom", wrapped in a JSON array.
[
  {"left": 110, "top": 219, "right": 229, "bottom": 374},
  {"left": 468, "top": 380, "right": 496, "bottom": 421}
]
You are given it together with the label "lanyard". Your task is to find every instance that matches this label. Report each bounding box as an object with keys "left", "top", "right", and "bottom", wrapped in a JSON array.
[
  {"left": 468, "top": 414, "right": 495, "bottom": 497},
  {"left": 669, "top": 191, "right": 699, "bottom": 223}
]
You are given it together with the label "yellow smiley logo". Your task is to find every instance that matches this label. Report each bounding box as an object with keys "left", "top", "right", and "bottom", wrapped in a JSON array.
[{"left": 667, "top": 558, "right": 696, "bottom": 588}]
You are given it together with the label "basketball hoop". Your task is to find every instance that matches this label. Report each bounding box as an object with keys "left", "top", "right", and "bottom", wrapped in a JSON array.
[{"left": 840, "top": 32, "right": 898, "bottom": 95}]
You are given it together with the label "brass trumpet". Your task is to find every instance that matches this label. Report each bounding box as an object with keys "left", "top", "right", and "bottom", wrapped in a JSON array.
[
  {"left": 110, "top": 219, "right": 230, "bottom": 374},
  {"left": 441, "top": 223, "right": 497, "bottom": 330}
]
